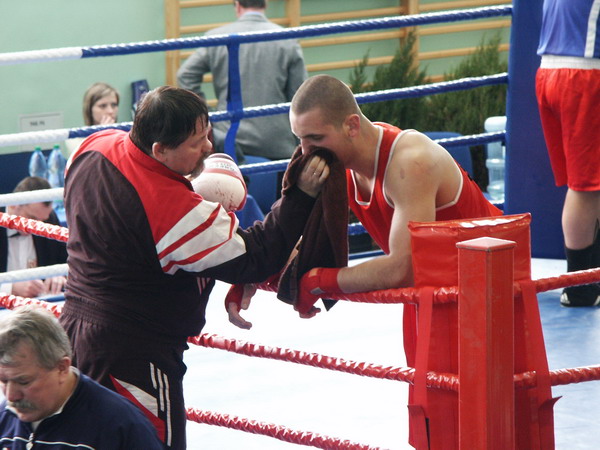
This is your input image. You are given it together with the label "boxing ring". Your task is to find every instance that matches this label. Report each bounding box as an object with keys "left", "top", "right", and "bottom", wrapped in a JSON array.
[{"left": 2, "top": 1, "right": 600, "bottom": 448}]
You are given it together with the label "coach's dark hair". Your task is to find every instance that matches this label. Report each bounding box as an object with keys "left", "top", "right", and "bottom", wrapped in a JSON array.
[
  {"left": 130, "top": 86, "right": 209, "bottom": 155},
  {"left": 236, "top": 0, "right": 266, "bottom": 9}
]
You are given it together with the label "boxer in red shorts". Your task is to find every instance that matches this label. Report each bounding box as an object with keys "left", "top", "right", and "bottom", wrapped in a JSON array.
[{"left": 536, "top": 0, "right": 600, "bottom": 307}]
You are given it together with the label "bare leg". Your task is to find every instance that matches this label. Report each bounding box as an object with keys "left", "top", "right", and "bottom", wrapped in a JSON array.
[{"left": 562, "top": 189, "right": 600, "bottom": 249}]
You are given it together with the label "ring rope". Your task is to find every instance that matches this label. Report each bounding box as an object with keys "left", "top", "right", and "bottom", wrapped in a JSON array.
[
  {"left": 0, "top": 293, "right": 62, "bottom": 317},
  {"left": 0, "top": 212, "right": 68, "bottom": 242},
  {"left": 0, "top": 47, "right": 83, "bottom": 66},
  {"left": 2, "top": 212, "right": 599, "bottom": 304},
  {"left": 191, "top": 334, "right": 600, "bottom": 391},
  {"left": 189, "top": 333, "right": 436, "bottom": 387},
  {"left": 333, "top": 266, "right": 600, "bottom": 305},
  {"left": 2, "top": 291, "right": 599, "bottom": 395},
  {"left": 0, "top": 124, "right": 505, "bottom": 206},
  {"left": 208, "top": 74, "right": 508, "bottom": 123},
  {"left": 0, "top": 80, "right": 507, "bottom": 149},
  {"left": 0, "top": 6, "right": 511, "bottom": 67},
  {"left": 0, "top": 264, "right": 68, "bottom": 284},
  {"left": 515, "top": 366, "right": 600, "bottom": 389},
  {"left": 0, "top": 188, "right": 64, "bottom": 207},
  {"left": 238, "top": 129, "right": 506, "bottom": 178},
  {"left": 185, "top": 408, "right": 381, "bottom": 450},
  {"left": 525, "top": 268, "right": 600, "bottom": 294},
  {"left": 2, "top": 211, "right": 599, "bottom": 413}
]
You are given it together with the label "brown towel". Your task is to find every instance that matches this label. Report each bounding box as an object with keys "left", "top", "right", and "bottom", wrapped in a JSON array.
[{"left": 276, "top": 146, "right": 349, "bottom": 310}]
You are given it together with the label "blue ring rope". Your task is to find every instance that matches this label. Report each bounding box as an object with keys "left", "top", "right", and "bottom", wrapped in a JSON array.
[
  {"left": 237, "top": 131, "right": 506, "bottom": 176},
  {"left": 79, "top": 6, "right": 511, "bottom": 58},
  {"left": 209, "top": 73, "right": 508, "bottom": 123},
  {"left": 67, "top": 73, "right": 508, "bottom": 139},
  {"left": 64, "top": 5, "right": 512, "bottom": 160},
  {"left": 64, "top": 5, "right": 511, "bottom": 185}
]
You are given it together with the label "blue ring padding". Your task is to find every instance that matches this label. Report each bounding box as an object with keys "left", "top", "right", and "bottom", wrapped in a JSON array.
[{"left": 79, "top": 6, "right": 511, "bottom": 59}]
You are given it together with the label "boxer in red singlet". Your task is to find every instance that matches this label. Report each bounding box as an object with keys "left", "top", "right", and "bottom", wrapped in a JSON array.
[{"left": 288, "top": 75, "right": 501, "bottom": 368}]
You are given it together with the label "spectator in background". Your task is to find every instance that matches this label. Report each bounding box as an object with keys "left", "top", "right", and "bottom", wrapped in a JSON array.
[
  {"left": 0, "top": 306, "right": 163, "bottom": 449},
  {"left": 64, "top": 82, "right": 120, "bottom": 157},
  {"left": 0, "top": 176, "right": 67, "bottom": 298},
  {"left": 536, "top": 0, "right": 600, "bottom": 307},
  {"left": 176, "top": 0, "right": 307, "bottom": 164},
  {"left": 82, "top": 82, "right": 120, "bottom": 127}
]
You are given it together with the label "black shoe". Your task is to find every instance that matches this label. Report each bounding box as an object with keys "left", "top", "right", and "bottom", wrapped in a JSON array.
[{"left": 560, "top": 284, "right": 600, "bottom": 307}]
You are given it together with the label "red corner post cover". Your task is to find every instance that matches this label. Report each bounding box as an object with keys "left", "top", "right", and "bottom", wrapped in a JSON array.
[{"left": 405, "top": 213, "right": 555, "bottom": 449}]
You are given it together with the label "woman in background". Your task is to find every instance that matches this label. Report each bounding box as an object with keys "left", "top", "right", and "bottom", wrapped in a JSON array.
[
  {"left": 64, "top": 82, "right": 120, "bottom": 156},
  {"left": 82, "top": 82, "right": 120, "bottom": 126}
]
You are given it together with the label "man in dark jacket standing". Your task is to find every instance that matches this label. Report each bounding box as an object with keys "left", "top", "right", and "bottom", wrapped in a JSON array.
[{"left": 59, "top": 86, "right": 328, "bottom": 449}]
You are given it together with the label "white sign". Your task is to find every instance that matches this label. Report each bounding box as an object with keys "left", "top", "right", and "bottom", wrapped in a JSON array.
[{"left": 18, "top": 111, "right": 64, "bottom": 152}]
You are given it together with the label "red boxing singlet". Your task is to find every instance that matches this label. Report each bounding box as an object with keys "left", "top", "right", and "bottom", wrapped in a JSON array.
[{"left": 347, "top": 123, "right": 502, "bottom": 253}]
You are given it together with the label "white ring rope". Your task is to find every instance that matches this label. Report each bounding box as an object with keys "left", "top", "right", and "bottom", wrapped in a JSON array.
[
  {"left": 0, "top": 47, "right": 83, "bottom": 66},
  {"left": 0, "top": 188, "right": 64, "bottom": 207},
  {"left": 0, "top": 128, "right": 71, "bottom": 147},
  {"left": 0, "top": 263, "right": 68, "bottom": 284}
]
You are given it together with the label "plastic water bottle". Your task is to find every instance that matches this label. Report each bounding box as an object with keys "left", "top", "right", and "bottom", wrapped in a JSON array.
[
  {"left": 28, "top": 146, "right": 48, "bottom": 179},
  {"left": 47, "top": 144, "right": 67, "bottom": 188},
  {"left": 484, "top": 116, "right": 507, "bottom": 203}
]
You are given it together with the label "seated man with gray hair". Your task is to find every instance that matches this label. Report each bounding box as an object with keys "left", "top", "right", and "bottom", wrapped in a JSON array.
[{"left": 0, "top": 306, "right": 163, "bottom": 449}]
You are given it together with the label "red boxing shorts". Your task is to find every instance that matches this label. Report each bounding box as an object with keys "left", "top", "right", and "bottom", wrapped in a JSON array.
[{"left": 536, "top": 65, "right": 600, "bottom": 191}]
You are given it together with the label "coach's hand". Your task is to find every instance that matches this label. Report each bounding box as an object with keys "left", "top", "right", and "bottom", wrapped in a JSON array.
[
  {"left": 297, "top": 155, "right": 329, "bottom": 198},
  {"left": 225, "top": 283, "right": 257, "bottom": 330}
]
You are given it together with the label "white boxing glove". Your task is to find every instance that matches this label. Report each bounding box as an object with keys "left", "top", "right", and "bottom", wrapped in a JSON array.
[{"left": 192, "top": 153, "right": 247, "bottom": 212}]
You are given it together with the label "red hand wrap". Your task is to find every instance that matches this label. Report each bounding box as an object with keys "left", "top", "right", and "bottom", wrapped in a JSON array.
[
  {"left": 224, "top": 283, "right": 245, "bottom": 312},
  {"left": 296, "top": 268, "right": 341, "bottom": 314}
]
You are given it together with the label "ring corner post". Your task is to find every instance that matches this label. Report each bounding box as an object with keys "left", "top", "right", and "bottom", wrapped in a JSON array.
[{"left": 457, "top": 237, "right": 516, "bottom": 449}]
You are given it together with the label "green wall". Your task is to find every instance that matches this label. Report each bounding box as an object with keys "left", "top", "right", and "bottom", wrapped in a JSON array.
[{"left": 0, "top": 0, "right": 165, "bottom": 155}]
